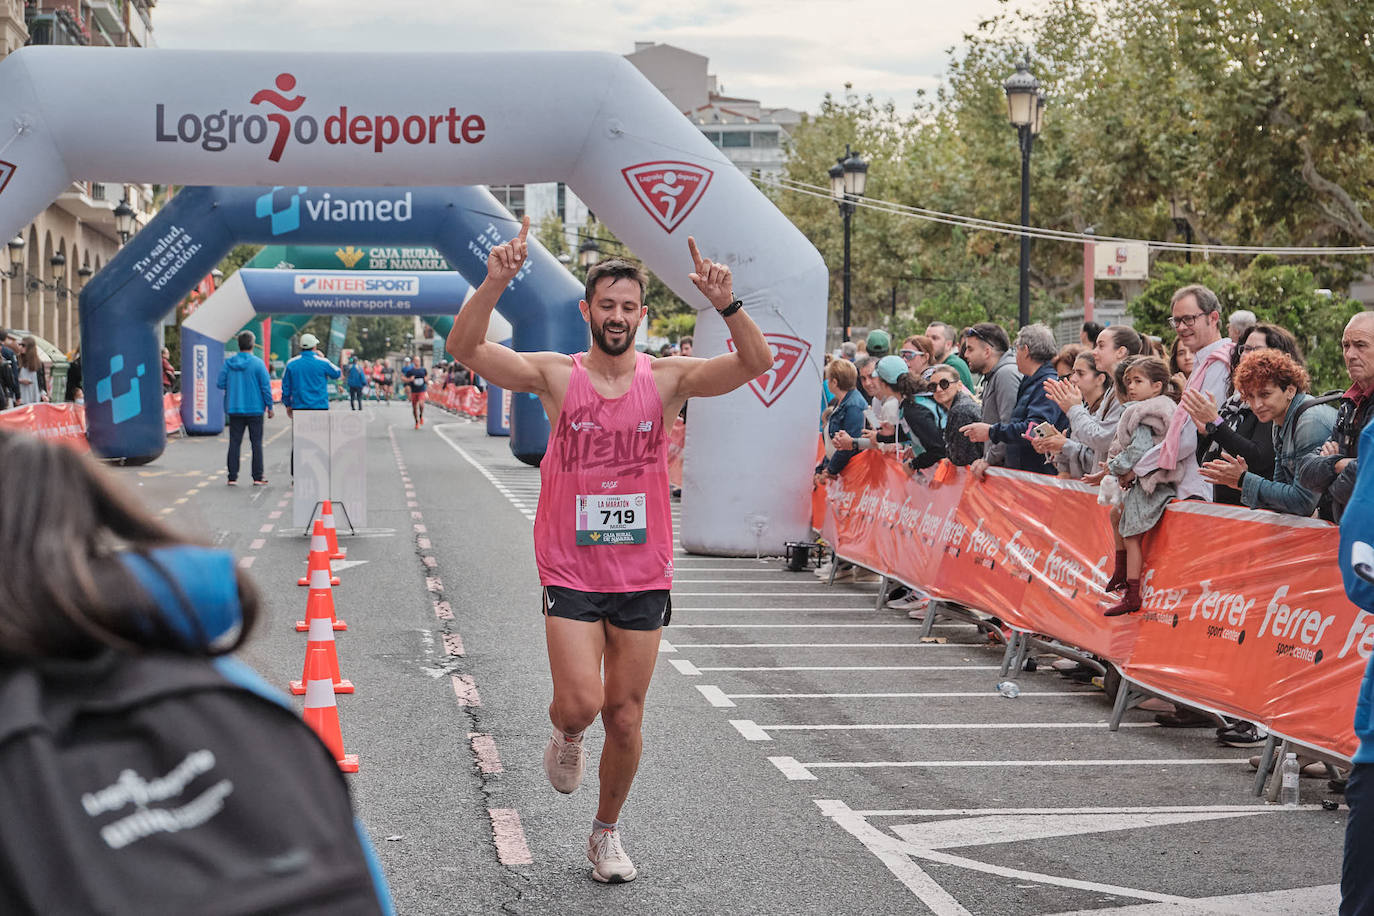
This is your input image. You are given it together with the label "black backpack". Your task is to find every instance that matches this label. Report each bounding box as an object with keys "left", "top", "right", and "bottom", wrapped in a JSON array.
[{"left": 0, "top": 651, "right": 388, "bottom": 916}]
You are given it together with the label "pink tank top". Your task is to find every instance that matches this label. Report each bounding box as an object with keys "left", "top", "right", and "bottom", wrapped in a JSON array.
[{"left": 533, "top": 352, "right": 674, "bottom": 592}]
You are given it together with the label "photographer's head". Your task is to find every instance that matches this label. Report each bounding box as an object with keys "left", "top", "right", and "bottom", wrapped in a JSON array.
[{"left": 0, "top": 431, "right": 259, "bottom": 660}]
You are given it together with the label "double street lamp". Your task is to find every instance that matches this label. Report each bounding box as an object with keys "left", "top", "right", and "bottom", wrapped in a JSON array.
[
  {"left": 1003, "top": 54, "right": 1046, "bottom": 329},
  {"left": 827, "top": 145, "right": 868, "bottom": 341}
]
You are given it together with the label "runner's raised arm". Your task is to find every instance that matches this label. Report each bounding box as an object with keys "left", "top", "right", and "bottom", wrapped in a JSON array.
[
  {"left": 445, "top": 215, "right": 564, "bottom": 395},
  {"left": 658, "top": 236, "right": 773, "bottom": 401}
]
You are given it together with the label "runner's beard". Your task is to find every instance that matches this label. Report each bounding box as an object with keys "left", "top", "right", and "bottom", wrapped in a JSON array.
[{"left": 591, "top": 316, "right": 638, "bottom": 357}]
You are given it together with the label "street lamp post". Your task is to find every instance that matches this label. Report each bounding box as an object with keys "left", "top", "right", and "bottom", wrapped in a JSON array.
[
  {"left": 1004, "top": 55, "right": 1045, "bottom": 329},
  {"left": 577, "top": 236, "right": 600, "bottom": 275},
  {"left": 113, "top": 196, "right": 137, "bottom": 244},
  {"left": 827, "top": 145, "right": 868, "bottom": 341},
  {"left": 1169, "top": 198, "right": 1194, "bottom": 264},
  {"left": 4, "top": 235, "right": 25, "bottom": 279}
]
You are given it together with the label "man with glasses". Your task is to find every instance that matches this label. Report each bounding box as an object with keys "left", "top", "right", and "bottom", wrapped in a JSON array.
[
  {"left": 1136, "top": 285, "right": 1234, "bottom": 501},
  {"left": 926, "top": 321, "right": 975, "bottom": 391},
  {"left": 959, "top": 322, "right": 1020, "bottom": 474}
]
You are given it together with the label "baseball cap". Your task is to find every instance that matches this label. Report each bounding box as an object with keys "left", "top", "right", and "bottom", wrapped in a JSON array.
[
  {"left": 875, "top": 355, "right": 908, "bottom": 385},
  {"left": 866, "top": 329, "right": 891, "bottom": 357},
  {"left": 299, "top": 333, "right": 319, "bottom": 349}
]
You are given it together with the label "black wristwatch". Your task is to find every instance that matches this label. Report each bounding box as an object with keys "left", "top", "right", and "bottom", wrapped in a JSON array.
[
  {"left": 719, "top": 298, "right": 744, "bottom": 318},
  {"left": 1203, "top": 420, "right": 1219, "bottom": 435}
]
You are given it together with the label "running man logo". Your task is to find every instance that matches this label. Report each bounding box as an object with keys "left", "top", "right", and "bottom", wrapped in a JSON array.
[
  {"left": 256, "top": 186, "right": 308, "bottom": 236},
  {"left": 0, "top": 159, "right": 15, "bottom": 198},
  {"left": 621, "top": 161, "right": 712, "bottom": 233},
  {"left": 728, "top": 333, "right": 811, "bottom": 407},
  {"left": 335, "top": 245, "right": 366, "bottom": 268}
]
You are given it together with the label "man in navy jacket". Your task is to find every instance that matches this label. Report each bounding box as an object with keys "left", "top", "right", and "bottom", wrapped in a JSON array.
[
  {"left": 217, "top": 330, "right": 274, "bottom": 486},
  {"left": 959, "top": 323, "right": 1068, "bottom": 474}
]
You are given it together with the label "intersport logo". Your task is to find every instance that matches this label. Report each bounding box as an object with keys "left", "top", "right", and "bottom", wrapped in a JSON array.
[
  {"left": 293, "top": 275, "right": 420, "bottom": 296},
  {"left": 155, "top": 72, "right": 487, "bottom": 163}
]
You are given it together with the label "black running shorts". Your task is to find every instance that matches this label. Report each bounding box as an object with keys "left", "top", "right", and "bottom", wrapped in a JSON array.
[{"left": 542, "top": 586, "right": 671, "bottom": 631}]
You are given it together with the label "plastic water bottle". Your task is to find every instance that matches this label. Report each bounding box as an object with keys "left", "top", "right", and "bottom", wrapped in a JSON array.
[
  {"left": 1280, "top": 753, "right": 1300, "bottom": 807},
  {"left": 996, "top": 680, "right": 1020, "bottom": 698}
]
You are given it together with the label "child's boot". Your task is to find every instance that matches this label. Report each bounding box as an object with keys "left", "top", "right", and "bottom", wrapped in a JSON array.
[
  {"left": 1103, "top": 578, "right": 1141, "bottom": 617},
  {"left": 1103, "top": 550, "right": 1129, "bottom": 593}
]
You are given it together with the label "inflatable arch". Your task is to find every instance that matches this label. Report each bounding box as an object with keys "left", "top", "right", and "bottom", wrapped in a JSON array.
[
  {"left": 187, "top": 266, "right": 512, "bottom": 435},
  {"left": 85, "top": 183, "right": 586, "bottom": 465},
  {"left": 0, "top": 47, "right": 827, "bottom": 554}
]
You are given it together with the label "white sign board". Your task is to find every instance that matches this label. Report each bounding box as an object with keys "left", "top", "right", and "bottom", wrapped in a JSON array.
[
  {"left": 292, "top": 409, "right": 368, "bottom": 530},
  {"left": 1093, "top": 242, "right": 1150, "bottom": 281}
]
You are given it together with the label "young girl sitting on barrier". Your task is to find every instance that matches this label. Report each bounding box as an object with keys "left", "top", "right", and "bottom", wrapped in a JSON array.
[{"left": 1097, "top": 356, "right": 1185, "bottom": 617}]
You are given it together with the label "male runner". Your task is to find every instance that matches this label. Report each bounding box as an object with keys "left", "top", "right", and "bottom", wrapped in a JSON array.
[
  {"left": 446, "top": 217, "right": 771, "bottom": 884},
  {"left": 402, "top": 357, "right": 428, "bottom": 428}
]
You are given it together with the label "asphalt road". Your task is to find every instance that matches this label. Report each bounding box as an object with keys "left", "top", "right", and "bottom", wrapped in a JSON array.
[{"left": 116, "top": 401, "right": 1347, "bottom": 915}]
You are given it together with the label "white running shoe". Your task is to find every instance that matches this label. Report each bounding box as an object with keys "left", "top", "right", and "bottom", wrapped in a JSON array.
[
  {"left": 543, "top": 732, "right": 585, "bottom": 794},
  {"left": 813, "top": 561, "right": 834, "bottom": 579},
  {"left": 887, "top": 593, "right": 929, "bottom": 611},
  {"left": 588, "top": 826, "right": 637, "bottom": 883},
  {"left": 829, "top": 563, "right": 857, "bottom": 581},
  {"left": 852, "top": 568, "right": 882, "bottom": 583}
]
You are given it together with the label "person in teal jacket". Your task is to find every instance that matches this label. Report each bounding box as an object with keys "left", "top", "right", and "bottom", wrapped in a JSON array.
[
  {"left": 281, "top": 333, "right": 341, "bottom": 413},
  {"left": 217, "top": 330, "right": 274, "bottom": 486},
  {"left": 1341, "top": 420, "right": 1374, "bottom": 915}
]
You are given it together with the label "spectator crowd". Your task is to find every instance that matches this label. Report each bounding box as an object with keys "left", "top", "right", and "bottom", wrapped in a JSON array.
[{"left": 814, "top": 285, "right": 1374, "bottom": 744}]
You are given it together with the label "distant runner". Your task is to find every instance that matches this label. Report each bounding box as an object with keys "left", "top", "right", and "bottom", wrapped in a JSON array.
[
  {"left": 402, "top": 358, "right": 428, "bottom": 429},
  {"left": 446, "top": 216, "right": 771, "bottom": 884}
]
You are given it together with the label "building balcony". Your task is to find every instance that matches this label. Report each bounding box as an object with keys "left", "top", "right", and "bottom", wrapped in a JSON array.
[{"left": 86, "top": 0, "right": 123, "bottom": 37}]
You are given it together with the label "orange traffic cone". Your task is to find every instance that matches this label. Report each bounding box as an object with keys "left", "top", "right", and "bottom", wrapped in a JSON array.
[
  {"left": 297, "top": 519, "right": 341, "bottom": 589},
  {"left": 300, "top": 641, "right": 359, "bottom": 773},
  {"left": 321, "top": 500, "right": 346, "bottom": 560},
  {"left": 291, "top": 611, "right": 354, "bottom": 695},
  {"left": 296, "top": 522, "right": 346, "bottom": 632}
]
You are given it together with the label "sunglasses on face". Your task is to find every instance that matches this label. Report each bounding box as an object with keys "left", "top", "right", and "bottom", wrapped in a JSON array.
[
  {"left": 932, "top": 378, "right": 954, "bottom": 390},
  {"left": 963, "top": 327, "right": 992, "bottom": 345},
  {"left": 899, "top": 349, "right": 919, "bottom": 360}
]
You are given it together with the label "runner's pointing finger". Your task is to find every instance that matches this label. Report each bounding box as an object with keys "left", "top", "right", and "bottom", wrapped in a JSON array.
[
  {"left": 516, "top": 214, "right": 530, "bottom": 242},
  {"left": 687, "top": 236, "right": 704, "bottom": 271}
]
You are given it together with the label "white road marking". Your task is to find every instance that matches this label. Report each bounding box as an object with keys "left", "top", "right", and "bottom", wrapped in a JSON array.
[
  {"left": 730, "top": 719, "right": 772, "bottom": 741},
  {"left": 814, "top": 799, "right": 972, "bottom": 916},
  {"left": 801, "top": 758, "right": 1249, "bottom": 771},
  {"left": 757, "top": 722, "right": 1156, "bottom": 732},
  {"left": 694, "top": 665, "right": 1002, "bottom": 672},
  {"left": 695, "top": 685, "right": 736, "bottom": 708},
  {"left": 657, "top": 639, "right": 677, "bottom": 654},
  {"left": 668, "top": 658, "right": 701, "bottom": 676},
  {"left": 249, "top": 538, "right": 265, "bottom": 550},
  {"left": 892, "top": 810, "right": 1263, "bottom": 851},
  {"left": 726, "top": 691, "right": 1089, "bottom": 699},
  {"left": 855, "top": 804, "right": 1325, "bottom": 817},
  {"left": 670, "top": 623, "right": 968, "bottom": 629},
  {"left": 670, "top": 642, "right": 960, "bottom": 649},
  {"left": 767, "top": 756, "right": 817, "bottom": 781},
  {"left": 1047, "top": 885, "right": 1340, "bottom": 915}
]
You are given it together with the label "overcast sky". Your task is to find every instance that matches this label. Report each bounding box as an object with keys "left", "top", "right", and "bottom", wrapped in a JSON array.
[{"left": 154, "top": 0, "right": 1015, "bottom": 114}]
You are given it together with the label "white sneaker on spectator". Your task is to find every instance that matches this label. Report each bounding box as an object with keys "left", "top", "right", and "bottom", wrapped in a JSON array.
[
  {"left": 813, "top": 561, "right": 834, "bottom": 579},
  {"left": 588, "top": 826, "right": 637, "bottom": 883},
  {"left": 887, "top": 593, "right": 928, "bottom": 611},
  {"left": 1051, "top": 658, "right": 1081, "bottom": 672},
  {"left": 829, "top": 563, "right": 857, "bottom": 581},
  {"left": 852, "top": 568, "right": 881, "bottom": 583}
]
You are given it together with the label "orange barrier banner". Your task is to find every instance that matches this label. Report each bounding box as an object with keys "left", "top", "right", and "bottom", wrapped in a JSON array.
[
  {"left": 818, "top": 450, "right": 1362, "bottom": 759},
  {"left": 163, "top": 393, "right": 183, "bottom": 435},
  {"left": 271, "top": 379, "right": 282, "bottom": 404},
  {"left": 668, "top": 417, "right": 685, "bottom": 489},
  {"left": 0, "top": 402, "right": 89, "bottom": 450}
]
